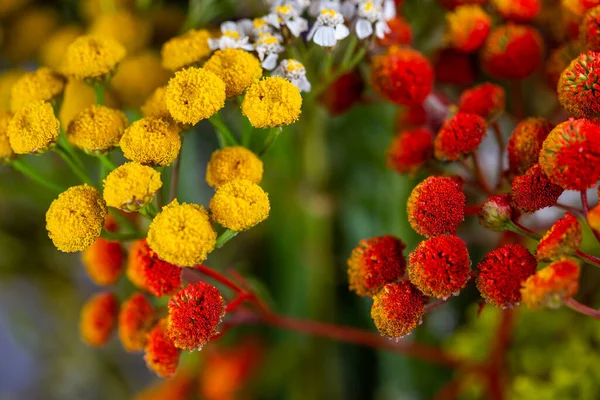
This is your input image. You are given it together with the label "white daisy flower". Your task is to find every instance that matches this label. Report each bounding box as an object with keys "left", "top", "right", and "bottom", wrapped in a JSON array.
[
  {"left": 308, "top": 0, "right": 342, "bottom": 17},
  {"left": 307, "top": 9, "right": 350, "bottom": 47},
  {"left": 265, "top": 5, "right": 309, "bottom": 37},
  {"left": 355, "top": 1, "right": 390, "bottom": 39},
  {"left": 265, "top": 0, "right": 311, "bottom": 13},
  {"left": 208, "top": 21, "right": 254, "bottom": 51},
  {"left": 274, "top": 59, "right": 312, "bottom": 92},
  {"left": 255, "top": 33, "right": 285, "bottom": 70}
]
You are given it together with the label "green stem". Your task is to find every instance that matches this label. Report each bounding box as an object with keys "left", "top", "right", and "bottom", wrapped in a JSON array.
[
  {"left": 108, "top": 209, "right": 139, "bottom": 233},
  {"left": 101, "top": 230, "right": 146, "bottom": 242},
  {"left": 94, "top": 82, "right": 105, "bottom": 105},
  {"left": 209, "top": 114, "right": 238, "bottom": 147},
  {"left": 99, "top": 155, "right": 116, "bottom": 171},
  {"left": 11, "top": 160, "right": 65, "bottom": 193},
  {"left": 259, "top": 127, "right": 281, "bottom": 157},
  {"left": 58, "top": 129, "right": 85, "bottom": 170},
  {"left": 55, "top": 146, "right": 94, "bottom": 186},
  {"left": 341, "top": 35, "right": 358, "bottom": 68},
  {"left": 215, "top": 229, "right": 238, "bottom": 248}
]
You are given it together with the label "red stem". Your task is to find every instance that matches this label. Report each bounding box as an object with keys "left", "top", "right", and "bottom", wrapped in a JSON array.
[
  {"left": 491, "top": 121, "right": 505, "bottom": 191},
  {"left": 564, "top": 298, "right": 600, "bottom": 319},
  {"left": 575, "top": 250, "right": 600, "bottom": 267},
  {"left": 471, "top": 153, "right": 493, "bottom": 196},
  {"left": 485, "top": 309, "right": 514, "bottom": 400},
  {"left": 193, "top": 265, "right": 243, "bottom": 293}
]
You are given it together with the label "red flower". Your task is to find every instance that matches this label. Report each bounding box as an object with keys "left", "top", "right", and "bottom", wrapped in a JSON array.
[
  {"left": 118, "top": 292, "right": 155, "bottom": 352},
  {"left": 395, "top": 104, "right": 427, "bottom": 130},
  {"left": 371, "top": 280, "right": 425, "bottom": 338},
  {"left": 521, "top": 260, "right": 580, "bottom": 310},
  {"left": 481, "top": 24, "right": 543, "bottom": 80},
  {"left": 434, "top": 112, "right": 487, "bottom": 160},
  {"left": 320, "top": 70, "right": 364, "bottom": 115},
  {"left": 377, "top": 16, "right": 412, "bottom": 47},
  {"left": 408, "top": 235, "right": 471, "bottom": 299},
  {"left": 82, "top": 238, "right": 124, "bottom": 286},
  {"left": 439, "top": 0, "right": 488, "bottom": 10},
  {"left": 387, "top": 127, "right": 434, "bottom": 175},
  {"left": 558, "top": 51, "right": 600, "bottom": 118},
  {"left": 491, "top": 0, "right": 540, "bottom": 22},
  {"left": 536, "top": 212, "right": 582, "bottom": 262},
  {"left": 511, "top": 164, "right": 564, "bottom": 213},
  {"left": 444, "top": 5, "right": 492, "bottom": 52},
  {"left": 434, "top": 48, "right": 476, "bottom": 86},
  {"left": 347, "top": 235, "right": 407, "bottom": 297},
  {"left": 476, "top": 244, "right": 537, "bottom": 308},
  {"left": 478, "top": 194, "right": 514, "bottom": 232},
  {"left": 458, "top": 83, "right": 505, "bottom": 120},
  {"left": 580, "top": 6, "right": 600, "bottom": 51},
  {"left": 79, "top": 292, "right": 119, "bottom": 347},
  {"left": 371, "top": 46, "right": 434, "bottom": 106},
  {"left": 539, "top": 118, "right": 600, "bottom": 190},
  {"left": 407, "top": 176, "right": 466, "bottom": 237},
  {"left": 167, "top": 282, "right": 225, "bottom": 351},
  {"left": 145, "top": 318, "right": 180, "bottom": 378},
  {"left": 507, "top": 117, "right": 554, "bottom": 175},
  {"left": 127, "top": 239, "right": 182, "bottom": 297}
]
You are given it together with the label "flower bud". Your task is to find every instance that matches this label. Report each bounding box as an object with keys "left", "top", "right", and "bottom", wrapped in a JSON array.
[{"left": 478, "top": 194, "right": 513, "bottom": 232}]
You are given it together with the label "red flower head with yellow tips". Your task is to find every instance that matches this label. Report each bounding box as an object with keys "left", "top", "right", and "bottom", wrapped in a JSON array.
[
  {"left": 387, "top": 127, "right": 434, "bottom": 175},
  {"left": 371, "top": 280, "right": 425, "bottom": 338},
  {"left": 507, "top": 117, "right": 554, "bottom": 175},
  {"left": 145, "top": 318, "right": 181, "bottom": 378},
  {"left": 127, "top": 239, "right": 182, "bottom": 297},
  {"left": 491, "top": 0, "right": 541, "bottom": 22},
  {"left": 80, "top": 292, "right": 119, "bottom": 347},
  {"left": 458, "top": 82, "right": 506, "bottom": 120},
  {"left": 580, "top": 6, "right": 600, "bottom": 50},
  {"left": 521, "top": 260, "right": 580, "bottom": 310},
  {"left": 434, "top": 112, "right": 487, "bottom": 161},
  {"left": 444, "top": 5, "right": 492, "bottom": 53},
  {"left": 119, "top": 292, "right": 155, "bottom": 352},
  {"left": 536, "top": 213, "right": 582, "bottom": 262},
  {"left": 511, "top": 164, "right": 564, "bottom": 213},
  {"left": 558, "top": 51, "right": 600, "bottom": 118}
]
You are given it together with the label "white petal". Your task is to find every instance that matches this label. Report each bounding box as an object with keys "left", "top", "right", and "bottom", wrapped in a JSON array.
[
  {"left": 297, "top": 77, "right": 312, "bottom": 92},
  {"left": 340, "top": 2, "right": 356, "bottom": 20},
  {"left": 265, "top": 13, "right": 281, "bottom": 28},
  {"left": 262, "top": 53, "right": 279, "bottom": 70},
  {"left": 356, "top": 19, "right": 373, "bottom": 39},
  {"left": 287, "top": 18, "right": 308, "bottom": 37},
  {"left": 221, "top": 21, "right": 237, "bottom": 33},
  {"left": 383, "top": 0, "right": 396, "bottom": 21},
  {"left": 314, "top": 27, "right": 336, "bottom": 47},
  {"left": 375, "top": 21, "right": 390, "bottom": 39},
  {"left": 307, "top": 23, "right": 319, "bottom": 40},
  {"left": 237, "top": 19, "right": 254, "bottom": 35},
  {"left": 208, "top": 38, "right": 220, "bottom": 50},
  {"left": 334, "top": 24, "right": 350, "bottom": 40}
]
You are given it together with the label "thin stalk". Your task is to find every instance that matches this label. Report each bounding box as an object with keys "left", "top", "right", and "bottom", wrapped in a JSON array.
[
  {"left": 11, "top": 160, "right": 65, "bottom": 193},
  {"left": 341, "top": 35, "right": 358, "bottom": 68},
  {"left": 99, "top": 155, "right": 116, "bottom": 171},
  {"left": 58, "top": 129, "right": 85, "bottom": 170},
  {"left": 564, "top": 298, "right": 600, "bottom": 319},
  {"left": 491, "top": 121, "right": 505, "bottom": 190},
  {"left": 472, "top": 152, "right": 493, "bottom": 196},
  {"left": 215, "top": 229, "right": 238, "bottom": 248},
  {"left": 55, "top": 146, "right": 94, "bottom": 186},
  {"left": 259, "top": 127, "right": 280, "bottom": 156},
  {"left": 94, "top": 82, "right": 105, "bottom": 105},
  {"left": 209, "top": 114, "right": 238, "bottom": 146},
  {"left": 169, "top": 153, "right": 182, "bottom": 203}
]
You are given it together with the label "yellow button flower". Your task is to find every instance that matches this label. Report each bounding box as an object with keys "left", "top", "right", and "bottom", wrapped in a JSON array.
[
  {"left": 62, "top": 35, "right": 127, "bottom": 81},
  {"left": 147, "top": 200, "right": 217, "bottom": 267},
  {"left": 241, "top": 77, "right": 302, "bottom": 128},
  {"left": 120, "top": 117, "right": 181, "bottom": 166},
  {"left": 0, "top": 69, "right": 24, "bottom": 112},
  {"left": 103, "top": 162, "right": 162, "bottom": 211},
  {"left": 39, "top": 25, "right": 84, "bottom": 70},
  {"left": 89, "top": 10, "right": 151, "bottom": 54},
  {"left": 59, "top": 79, "right": 119, "bottom": 129},
  {"left": 204, "top": 49, "right": 263, "bottom": 97},
  {"left": 0, "top": 111, "right": 14, "bottom": 163},
  {"left": 46, "top": 184, "right": 108, "bottom": 252},
  {"left": 165, "top": 67, "right": 226, "bottom": 125},
  {"left": 205, "top": 146, "right": 263, "bottom": 188},
  {"left": 141, "top": 86, "right": 170, "bottom": 120},
  {"left": 10, "top": 67, "right": 65, "bottom": 112},
  {"left": 7, "top": 100, "right": 59, "bottom": 154},
  {"left": 67, "top": 104, "right": 129, "bottom": 155},
  {"left": 161, "top": 29, "right": 212, "bottom": 71},
  {"left": 209, "top": 179, "right": 270, "bottom": 231}
]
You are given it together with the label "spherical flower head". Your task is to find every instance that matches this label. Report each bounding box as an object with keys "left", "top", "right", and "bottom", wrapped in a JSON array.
[
  {"left": 371, "top": 46, "right": 433, "bottom": 106},
  {"left": 7, "top": 100, "right": 59, "bottom": 154},
  {"left": 581, "top": 6, "right": 600, "bottom": 50},
  {"left": 476, "top": 244, "right": 537, "bottom": 308},
  {"left": 536, "top": 212, "right": 582, "bottom": 262},
  {"left": 161, "top": 29, "right": 212, "bottom": 72},
  {"left": 62, "top": 35, "right": 126, "bottom": 81},
  {"left": 0, "top": 111, "right": 14, "bottom": 163},
  {"left": 478, "top": 194, "right": 514, "bottom": 232},
  {"left": 386, "top": 127, "right": 434, "bottom": 175},
  {"left": 444, "top": 5, "right": 492, "bottom": 53},
  {"left": 9, "top": 67, "right": 65, "bottom": 112},
  {"left": 491, "top": 0, "right": 541, "bottom": 22},
  {"left": 127, "top": 239, "right": 182, "bottom": 297},
  {"left": 209, "top": 179, "right": 270, "bottom": 231},
  {"left": 319, "top": 70, "right": 364, "bottom": 115},
  {"left": 206, "top": 146, "right": 264, "bottom": 188},
  {"left": 408, "top": 235, "right": 471, "bottom": 299},
  {"left": 558, "top": 51, "right": 600, "bottom": 118},
  {"left": 539, "top": 118, "right": 600, "bottom": 190},
  {"left": 82, "top": 238, "right": 124, "bottom": 285},
  {"left": 347, "top": 235, "right": 407, "bottom": 297},
  {"left": 458, "top": 83, "right": 506, "bottom": 120},
  {"left": 120, "top": 117, "right": 181, "bottom": 167},
  {"left": 481, "top": 24, "right": 543, "bottom": 80},
  {"left": 141, "top": 86, "right": 171, "bottom": 120},
  {"left": 507, "top": 117, "right": 554, "bottom": 175},
  {"left": 89, "top": 10, "right": 151, "bottom": 54},
  {"left": 118, "top": 292, "right": 155, "bottom": 352},
  {"left": 511, "top": 164, "right": 564, "bottom": 213},
  {"left": 407, "top": 176, "right": 466, "bottom": 237},
  {"left": 521, "top": 260, "right": 580, "bottom": 310},
  {"left": 434, "top": 48, "right": 476, "bottom": 86},
  {"left": 67, "top": 105, "right": 128, "bottom": 155},
  {"left": 80, "top": 292, "right": 118, "bottom": 347},
  {"left": 40, "top": 25, "right": 84, "bottom": 71},
  {"left": 440, "top": 0, "right": 488, "bottom": 9},
  {"left": 111, "top": 51, "right": 170, "bottom": 109},
  {"left": 103, "top": 162, "right": 162, "bottom": 212},
  {"left": 241, "top": 77, "right": 302, "bottom": 128},
  {"left": 434, "top": 112, "right": 487, "bottom": 161},
  {"left": 167, "top": 282, "right": 225, "bottom": 350},
  {"left": 165, "top": 67, "right": 226, "bottom": 125},
  {"left": 371, "top": 280, "right": 425, "bottom": 338},
  {"left": 377, "top": 16, "right": 413, "bottom": 47},
  {"left": 46, "top": 185, "right": 108, "bottom": 252},
  {"left": 147, "top": 200, "right": 217, "bottom": 266},
  {"left": 145, "top": 318, "right": 181, "bottom": 378},
  {"left": 204, "top": 49, "right": 263, "bottom": 97}
]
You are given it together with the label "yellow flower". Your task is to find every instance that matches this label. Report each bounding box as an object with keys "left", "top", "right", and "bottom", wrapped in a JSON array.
[
  {"left": 67, "top": 105, "right": 128, "bottom": 155},
  {"left": 111, "top": 51, "right": 170, "bottom": 108},
  {"left": 141, "top": 86, "right": 170, "bottom": 120},
  {"left": 241, "top": 77, "right": 302, "bottom": 128},
  {"left": 161, "top": 29, "right": 212, "bottom": 71},
  {"left": 2, "top": 7, "right": 59, "bottom": 63},
  {"left": 0, "top": 69, "right": 24, "bottom": 112},
  {"left": 103, "top": 162, "right": 162, "bottom": 211},
  {"left": 10, "top": 67, "right": 65, "bottom": 112},
  {"left": 120, "top": 117, "right": 181, "bottom": 166},
  {"left": 0, "top": 111, "right": 14, "bottom": 163},
  {"left": 209, "top": 179, "right": 270, "bottom": 231},
  {"left": 39, "top": 25, "right": 84, "bottom": 70},
  {"left": 165, "top": 67, "right": 226, "bottom": 125},
  {"left": 62, "top": 35, "right": 127, "bottom": 81},
  {"left": 204, "top": 49, "right": 263, "bottom": 97},
  {"left": 59, "top": 79, "right": 119, "bottom": 129},
  {"left": 89, "top": 10, "right": 152, "bottom": 54},
  {"left": 205, "top": 146, "right": 263, "bottom": 188},
  {"left": 147, "top": 200, "right": 217, "bottom": 266},
  {"left": 46, "top": 184, "right": 108, "bottom": 252},
  {"left": 7, "top": 100, "right": 59, "bottom": 154}
]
